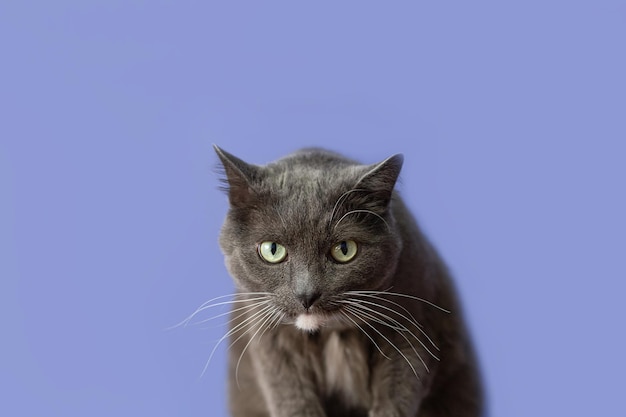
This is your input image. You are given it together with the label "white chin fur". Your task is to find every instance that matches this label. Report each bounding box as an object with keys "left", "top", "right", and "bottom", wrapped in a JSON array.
[{"left": 295, "top": 314, "right": 325, "bottom": 332}]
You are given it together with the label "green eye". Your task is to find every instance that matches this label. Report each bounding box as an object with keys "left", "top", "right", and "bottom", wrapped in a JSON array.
[
  {"left": 258, "top": 241, "right": 287, "bottom": 263},
  {"left": 330, "top": 240, "right": 358, "bottom": 263}
]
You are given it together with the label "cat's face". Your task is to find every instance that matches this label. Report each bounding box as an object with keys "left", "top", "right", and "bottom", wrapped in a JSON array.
[{"left": 216, "top": 147, "right": 403, "bottom": 332}]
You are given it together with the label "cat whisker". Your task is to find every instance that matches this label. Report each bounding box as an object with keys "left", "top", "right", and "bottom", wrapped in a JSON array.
[
  {"left": 193, "top": 292, "right": 274, "bottom": 313},
  {"left": 338, "top": 300, "right": 406, "bottom": 332},
  {"left": 346, "top": 290, "right": 422, "bottom": 327},
  {"left": 259, "top": 309, "right": 285, "bottom": 341},
  {"left": 194, "top": 299, "right": 273, "bottom": 329},
  {"left": 222, "top": 304, "right": 274, "bottom": 353},
  {"left": 273, "top": 313, "right": 286, "bottom": 330},
  {"left": 341, "top": 296, "right": 441, "bottom": 356},
  {"left": 169, "top": 292, "right": 273, "bottom": 330},
  {"left": 201, "top": 303, "right": 274, "bottom": 378},
  {"left": 329, "top": 188, "right": 368, "bottom": 226},
  {"left": 347, "top": 290, "right": 451, "bottom": 313},
  {"left": 344, "top": 291, "right": 442, "bottom": 351},
  {"left": 344, "top": 305, "right": 420, "bottom": 380},
  {"left": 342, "top": 303, "right": 431, "bottom": 373},
  {"left": 235, "top": 307, "right": 282, "bottom": 389},
  {"left": 337, "top": 309, "right": 391, "bottom": 360},
  {"left": 347, "top": 291, "right": 429, "bottom": 338},
  {"left": 333, "top": 209, "right": 390, "bottom": 231},
  {"left": 190, "top": 293, "right": 272, "bottom": 314},
  {"left": 254, "top": 308, "right": 285, "bottom": 350}
]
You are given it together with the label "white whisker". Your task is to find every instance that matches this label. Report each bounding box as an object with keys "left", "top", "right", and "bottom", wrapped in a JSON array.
[
  {"left": 269, "top": 311, "right": 286, "bottom": 331},
  {"left": 346, "top": 291, "right": 442, "bottom": 351},
  {"left": 338, "top": 309, "right": 391, "bottom": 360},
  {"left": 329, "top": 188, "right": 368, "bottom": 226},
  {"left": 334, "top": 209, "right": 390, "bottom": 231},
  {"left": 192, "top": 292, "right": 273, "bottom": 313},
  {"left": 259, "top": 310, "right": 284, "bottom": 342},
  {"left": 192, "top": 299, "right": 271, "bottom": 327},
  {"left": 348, "top": 290, "right": 450, "bottom": 313},
  {"left": 343, "top": 304, "right": 430, "bottom": 373},
  {"left": 201, "top": 303, "right": 273, "bottom": 377},
  {"left": 342, "top": 297, "right": 441, "bottom": 357},
  {"left": 345, "top": 305, "right": 419, "bottom": 379},
  {"left": 235, "top": 307, "right": 279, "bottom": 389},
  {"left": 339, "top": 300, "right": 406, "bottom": 331},
  {"left": 347, "top": 291, "right": 422, "bottom": 326},
  {"left": 168, "top": 292, "right": 272, "bottom": 330}
]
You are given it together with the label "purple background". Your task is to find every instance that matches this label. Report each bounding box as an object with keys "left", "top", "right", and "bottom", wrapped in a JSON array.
[{"left": 2, "top": 1, "right": 625, "bottom": 416}]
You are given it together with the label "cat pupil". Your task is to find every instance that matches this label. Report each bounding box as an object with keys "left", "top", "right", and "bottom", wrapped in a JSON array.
[
  {"left": 271, "top": 242, "right": 277, "bottom": 255},
  {"left": 340, "top": 241, "right": 348, "bottom": 255}
]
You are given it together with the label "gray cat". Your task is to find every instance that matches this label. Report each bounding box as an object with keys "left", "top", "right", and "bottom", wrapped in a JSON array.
[{"left": 211, "top": 146, "right": 483, "bottom": 417}]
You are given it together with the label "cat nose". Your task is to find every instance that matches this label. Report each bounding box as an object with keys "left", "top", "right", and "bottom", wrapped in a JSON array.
[{"left": 297, "top": 291, "right": 321, "bottom": 309}]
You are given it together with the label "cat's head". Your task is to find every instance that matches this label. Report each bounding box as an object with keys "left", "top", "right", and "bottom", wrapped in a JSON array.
[{"left": 215, "top": 146, "right": 404, "bottom": 332}]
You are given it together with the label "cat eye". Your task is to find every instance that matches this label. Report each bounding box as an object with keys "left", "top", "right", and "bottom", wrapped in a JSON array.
[
  {"left": 258, "top": 241, "right": 288, "bottom": 263},
  {"left": 330, "top": 240, "right": 358, "bottom": 263}
]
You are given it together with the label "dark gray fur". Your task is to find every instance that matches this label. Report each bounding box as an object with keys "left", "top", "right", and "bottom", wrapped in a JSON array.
[{"left": 214, "top": 146, "right": 483, "bottom": 417}]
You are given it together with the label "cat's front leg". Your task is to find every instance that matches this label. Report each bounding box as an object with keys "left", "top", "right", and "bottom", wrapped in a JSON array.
[
  {"left": 368, "top": 341, "right": 432, "bottom": 417},
  {"left": 252, "top": 336, "right": 327, "bottom": 417}
]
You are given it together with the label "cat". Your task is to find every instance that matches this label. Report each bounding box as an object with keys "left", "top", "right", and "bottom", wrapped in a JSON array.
[{"left": 209, "top": 145, "right": 484, "bottom": 417}]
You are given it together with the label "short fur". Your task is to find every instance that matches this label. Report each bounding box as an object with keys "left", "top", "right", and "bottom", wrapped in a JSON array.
[{"left": 213, "top": 146, "right": 483, "bottom": 417}]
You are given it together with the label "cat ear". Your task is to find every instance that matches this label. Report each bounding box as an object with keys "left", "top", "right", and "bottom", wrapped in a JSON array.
[
  {"left": 353, "top": 154, "right": 404, "bottom": 212},
  {"left": 214, "top": 145, "right": 261, "bottom": 208}
]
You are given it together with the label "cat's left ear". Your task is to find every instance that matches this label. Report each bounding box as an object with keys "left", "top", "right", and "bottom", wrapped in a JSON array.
[
  {"left": 354, "top": 154, "right": 404, "bottom": 212},
  {"left": 214, "top": 145, "right": 262, "bottom": 208}
]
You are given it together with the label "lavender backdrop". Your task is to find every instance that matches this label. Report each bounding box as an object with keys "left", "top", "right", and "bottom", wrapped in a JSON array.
[{"left": 2, "top": 1, "right": 625, "bottom": 416}]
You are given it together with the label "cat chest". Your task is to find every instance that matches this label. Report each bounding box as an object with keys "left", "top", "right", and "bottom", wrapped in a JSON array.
[{"left": 321, "top": 331, "right": 371, "bottom": 407}]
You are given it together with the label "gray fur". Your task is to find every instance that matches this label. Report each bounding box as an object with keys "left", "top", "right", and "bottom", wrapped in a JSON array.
[{"left": 214, "top": 146, "right": 484, "bottom": 417}]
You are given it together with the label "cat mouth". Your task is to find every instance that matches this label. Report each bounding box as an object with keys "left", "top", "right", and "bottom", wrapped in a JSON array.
[{"left": 283, "top": 303, "right": 346, "bottom": 333}]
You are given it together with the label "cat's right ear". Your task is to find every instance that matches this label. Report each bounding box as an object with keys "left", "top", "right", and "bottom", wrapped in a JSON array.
[{"left": 214, "top": 145, "right": 261, "bottom": 208}]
